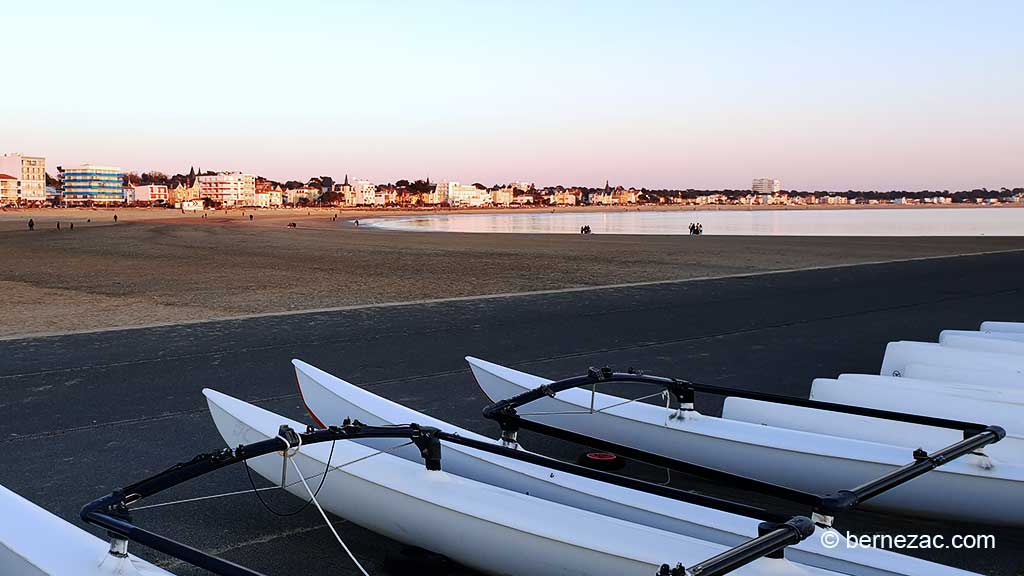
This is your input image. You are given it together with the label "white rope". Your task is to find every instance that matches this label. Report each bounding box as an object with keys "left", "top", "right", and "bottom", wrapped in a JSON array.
[
  {"left": 518, "top": 390, "right": 666, "bottom": 417},
  {"left": 516, "top": 409, "right": 595, "bottom": 417},
  {"left": 289, "top": 455, "right": 370, "bottom": 576},
  {"left": 131, "top": 440, "right": 415, "bottom": 513},
  {"left": 130, "top": 486, "right": 282, "bottom": 511}
]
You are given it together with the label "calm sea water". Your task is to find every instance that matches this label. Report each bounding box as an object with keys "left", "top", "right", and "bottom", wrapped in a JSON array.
[{"left": 362, "top": 208, "right": 1024, "bottom": 236}]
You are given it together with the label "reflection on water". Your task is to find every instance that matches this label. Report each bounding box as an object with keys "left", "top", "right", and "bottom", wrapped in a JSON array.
[{"left": 362, "top": 208, "right": 1024, "bottom": 236}]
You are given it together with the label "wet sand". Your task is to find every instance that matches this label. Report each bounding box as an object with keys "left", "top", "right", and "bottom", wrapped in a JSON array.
[{"left": 2, "top": 208, "right": 1024, "bottom": 338}]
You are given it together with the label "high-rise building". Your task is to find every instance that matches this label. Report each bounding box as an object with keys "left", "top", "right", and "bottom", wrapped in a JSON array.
[
  {"left": 62, "top": 165, "right": 124, "bottom": 204},
  {"left": 198, "top": 172, "right": 257, "bottom": 206},
  {"left": 0, "top": 153, "right": 46, "bottom": 204},
  {"left": 752, "top": 178, "right": 781, "bottom": 196},
  {"left": 350, "top": 179, "right": 376, "bottom": 205},
  {"left": 431, "top": 181, "right": 454, "bottom": 205}
]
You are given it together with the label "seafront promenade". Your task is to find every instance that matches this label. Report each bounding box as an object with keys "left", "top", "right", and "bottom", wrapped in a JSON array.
[{"left": 1, "top": 251, "right": 1022, "bottom": 575}]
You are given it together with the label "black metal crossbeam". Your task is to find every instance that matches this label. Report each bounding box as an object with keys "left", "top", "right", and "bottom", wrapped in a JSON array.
[{"left": 481, "top": 368, "right": 1006, "bottom": 517}]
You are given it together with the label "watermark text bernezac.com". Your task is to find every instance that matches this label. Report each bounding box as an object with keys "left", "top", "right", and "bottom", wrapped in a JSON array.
[{"left": 820, "top": 530, "right": 996, "bottom": 550}]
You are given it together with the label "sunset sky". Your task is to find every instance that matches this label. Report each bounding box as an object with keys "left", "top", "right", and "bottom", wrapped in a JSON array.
[{"left": 5, "top": 1, "right": 1022, "bottom": 190}]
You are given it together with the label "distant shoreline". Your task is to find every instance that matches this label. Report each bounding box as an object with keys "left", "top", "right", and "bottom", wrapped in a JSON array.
[{"left": 2, "top": 200, "right": 1022, "bottom": 218}]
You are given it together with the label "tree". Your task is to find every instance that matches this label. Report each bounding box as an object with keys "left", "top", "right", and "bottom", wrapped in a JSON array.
[
  {"left": 320, "top": 190, "right": 342, "bottom": 205},
  {"left": 141, "top": 171, "right": 169, "bottom": 185},
  {"left": 409, "top": 179, "right": 433, "bottom": 194}
]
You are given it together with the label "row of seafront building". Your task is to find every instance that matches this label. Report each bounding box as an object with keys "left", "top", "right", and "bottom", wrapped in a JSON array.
[{"left": 4, "top": 154, "right": 1023, "bottom": 209}]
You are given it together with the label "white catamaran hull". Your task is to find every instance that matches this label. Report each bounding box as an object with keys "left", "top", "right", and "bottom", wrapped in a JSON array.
[
  {"left": 292, "top": 359, "right": 979, "bottom": 576},
  {"left": 880, "top": 341, "right": 1024, "bottom": 378},
  {"left": 941, "top": 333, "right": 1024, "bottom": 356},
  {"left": 903, "top": 363, "right": 1022, "bottom": 392},
  {"left": 467, "top": 357, "right": 1024, "bottom": 525},
  {"left": 810, "top": 377, "right": 1024, "bottom": 443},
  {"left": 832, "top": 373, "right": 1024, "bottom": 405},
  {"left": 0, "top": 485, "right": 171, "bottom": 576},
  {"left": 980, "top": 321, "right": 1024, "bottom": 333},
  {"left": 206, "top": 389, "right": 836, "bottom": 576},
  {"left": 940, "top": 329, "right": 1024, "bottom": 343}
]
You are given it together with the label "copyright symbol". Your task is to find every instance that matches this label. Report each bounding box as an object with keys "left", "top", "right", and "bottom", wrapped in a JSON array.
[{"left": 821, "top": 531, "right": 841, "bottom": 549}]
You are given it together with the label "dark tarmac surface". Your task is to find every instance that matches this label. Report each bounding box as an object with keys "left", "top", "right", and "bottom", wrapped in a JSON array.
[{"left": 2, "top": 251, "right": 1023, "bottom": 575}]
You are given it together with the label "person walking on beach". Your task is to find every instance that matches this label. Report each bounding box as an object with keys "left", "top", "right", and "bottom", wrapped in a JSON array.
[
  {"left": 688, "top": 222, "right": 694, "bottom": 235},
  {"left": 56, "top": 221, "right": 60, "bottom": 230},
  {"left": 354, "top": 219, "right": 359, "bottom": 227},
  {"left": 113, "top": 214, "right": 118, "bottom": 223},
  {"left": 28, "top": 218, "right": 34, "bottom": 231},
  {"left": 249, "top": 214, "right": 253, "bottom": 221},
  {"left": 70, "top": 222, "right": 74, "bottom": 230}
]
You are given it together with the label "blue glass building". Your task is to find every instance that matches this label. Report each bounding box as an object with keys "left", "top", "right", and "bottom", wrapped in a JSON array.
[{"left": 61, "top": 165, "right": 124, "bottom": 204}]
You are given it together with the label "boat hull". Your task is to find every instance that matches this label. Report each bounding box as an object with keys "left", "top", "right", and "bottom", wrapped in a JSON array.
[
  {"left": 980, "top": 321, "right": 1024, "bottom": 333},
  {"left": 206, "top": 388, "right": 834, "bottom": 576},
  {"left": 942, "top": 333, "right": 1024, "bottom": 356},
  {"left": 880, "top": 342, "right": 1024, "bottom": 378},
  {"left": 467, "top": 357, "right": 1024, "bottom": 525},
  {"left": 0, "top": 485, "right": 170, "bottom": 576},
  {"left": 810, "top": 377, "right": 1023, "bottom": 441},
  {"left": 940, "top": 329, "right": 1024, "bottom": 343},
  {"left": 293, "top": 359, "right": 977, "bottom": 576},
  {"left": 834, "top": 373, "right": 1024, "bottom": 405},
  {"left": 903, "top": 363, "right": 1022, "bottom": 392}
]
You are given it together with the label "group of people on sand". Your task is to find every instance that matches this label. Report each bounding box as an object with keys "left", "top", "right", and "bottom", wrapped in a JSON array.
[
  {"left": 580, "top": 225, "right": 593, "bottom": 234},
  {"left": 27, "top": 217, "right": 95, "bottom": 231},
  {"left": 688, "top": 222, "right": 704, "bottom": 235}
]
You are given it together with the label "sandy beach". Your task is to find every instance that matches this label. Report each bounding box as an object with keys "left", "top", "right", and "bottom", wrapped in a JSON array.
[{"left": 2, "top": 207, "right": 1024, "bottom": 338}]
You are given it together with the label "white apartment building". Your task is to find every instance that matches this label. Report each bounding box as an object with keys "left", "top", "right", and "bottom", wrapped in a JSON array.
[
  {"left": 0, "top": 153, "right": 46, "bottom": 204},
  {"left": 549, "top": 190, "right": 577, "bottom": 206},
  {"left": 350, "top": 179, "right": 376, "bottom": 205},
  {"left": 129, "top": 184, "right": 169, "bottom": 204},
  {"left": 431, "top": 181, "right": 454, "bottom": 205},
  {"left": 434, "top": 181, "right": 489, "bottom": 206},
  {"left": 491, "top": 188, "right": 513, "bottom": 206},
  {"left": 198, "top": 172, "right": 257, "bottom": 206},
  {"left": 284, "top": 187, "right": 318, "bottom": 205},
  {"left": 752, "top": 178, "right": 781, "bottom": 196},
  {"left": 373, "top": 187, "right": 398, "bottom": 206},
  {"left": 0, "top": 174, "right": 18, "bottom": 204},
  {"left": 255, "top": 189, "right": 283, "bottom": 207},
  {"left": 450, "top": 184, "right": 490, "bottom": 206}
]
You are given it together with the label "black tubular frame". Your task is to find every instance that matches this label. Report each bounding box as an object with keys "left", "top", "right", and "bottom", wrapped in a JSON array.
[
  {"left": 481, "top": 367, "right": 1006, "bottom": 517},
  {"left": 82, "top": 420, "right": 816, "bottom": 576}
]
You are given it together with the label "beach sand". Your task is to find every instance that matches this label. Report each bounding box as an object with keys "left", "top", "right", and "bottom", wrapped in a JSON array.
[{"left": 2, "top": 207, "right": 1023, "bottom": 338}]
